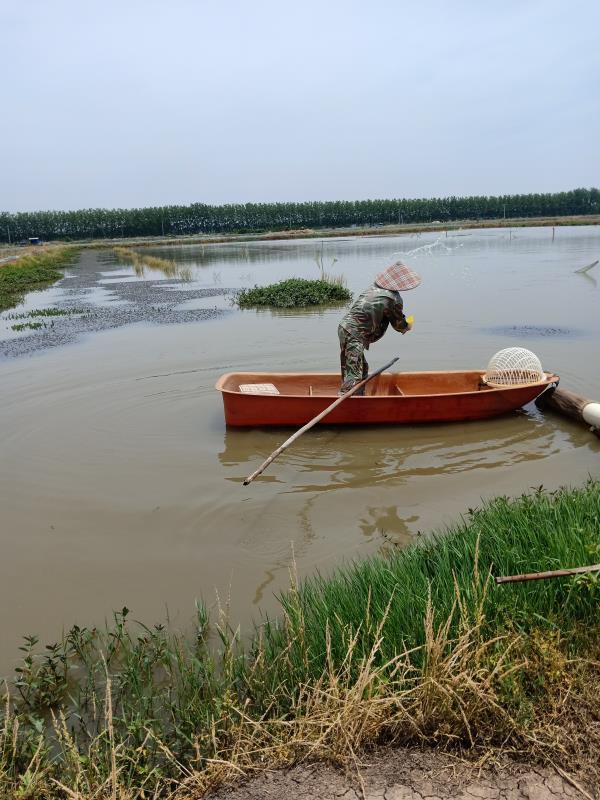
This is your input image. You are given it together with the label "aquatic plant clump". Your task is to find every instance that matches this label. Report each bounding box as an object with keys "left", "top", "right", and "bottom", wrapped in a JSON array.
[
  {"left": 6, "top": 307, "right": 90, "bottom": 331},
  {"left": 11, "top": 321, "right": 45, "bottom": 331},
  {"left": 0, "top": 482, "right": 598, "bottom": 798},
  {"left": 236, "top": 278, "right": 352, "bottom": 308},
  {"left": 6, "top": 307, "right": 86, "bottom": 319}
]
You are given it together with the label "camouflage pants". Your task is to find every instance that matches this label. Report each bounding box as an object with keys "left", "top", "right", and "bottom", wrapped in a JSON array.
[{"left": 338, "top": 325, "right": 368, "bottom": 394}]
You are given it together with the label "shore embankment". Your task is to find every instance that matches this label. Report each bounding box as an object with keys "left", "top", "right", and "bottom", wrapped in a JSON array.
[
  {"left": 1, "top": 481, "right": 598, "bottom": 799},
  {"left": 81, "top": 214, "right": 600, "bottom": 249},
  {"left": 0, "top": 245, "right": 77, "bottom": 312}
]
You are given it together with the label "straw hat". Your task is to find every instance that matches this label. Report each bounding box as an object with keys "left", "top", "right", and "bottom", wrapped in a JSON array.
[{"left": 375, "top": 262, "right": 421, "bottom": 291}]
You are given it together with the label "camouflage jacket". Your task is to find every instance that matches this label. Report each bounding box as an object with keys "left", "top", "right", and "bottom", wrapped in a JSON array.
[{"left": 339, "top": 284, "right": 408, "bottom": 348}]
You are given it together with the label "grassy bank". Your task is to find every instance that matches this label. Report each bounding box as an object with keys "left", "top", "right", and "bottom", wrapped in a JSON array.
[
  {"left": 1, "top": 482, "right": 598, "bottom": 798},
  {"left": 0, "top": 247, "right": 77, "bottom": 312},
  {"left": 236, "top": 277, "right": 351, "bottom": 308}
]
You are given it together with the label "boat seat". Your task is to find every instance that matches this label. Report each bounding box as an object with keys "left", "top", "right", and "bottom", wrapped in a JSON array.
[{"left": 239, "top": 383, "right": 280, "bottom": 395}]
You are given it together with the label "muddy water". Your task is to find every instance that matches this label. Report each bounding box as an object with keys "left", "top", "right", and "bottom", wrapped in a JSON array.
[{"left": 1, "top": 227, "right": 599, "bottom": 675}]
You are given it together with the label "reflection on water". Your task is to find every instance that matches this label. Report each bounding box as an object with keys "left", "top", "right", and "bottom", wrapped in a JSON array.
[
  {"left": 218, "top": 409, "right": 567, "bottom": 492},
  {"left": 358, "top": 507, "right": 417, "bottom": 547},
  {"left": 132, "top": 260, "right": 193, "bottom": 282},
  {"left": 577, "top": 270, "right": 597, "bottom": 288},
  {"left": 113, "top": 247, "right": 194, "bottom": 281}
]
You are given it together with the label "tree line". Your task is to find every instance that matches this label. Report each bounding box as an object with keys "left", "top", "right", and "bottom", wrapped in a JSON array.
[{"left": 2, "top": 187, "right": 598, "bottom": 243}]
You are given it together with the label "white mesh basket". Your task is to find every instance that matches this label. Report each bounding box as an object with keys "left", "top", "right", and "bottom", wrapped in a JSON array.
[{"left": 483, "top": 347, "right": 544, "bottom": 386}]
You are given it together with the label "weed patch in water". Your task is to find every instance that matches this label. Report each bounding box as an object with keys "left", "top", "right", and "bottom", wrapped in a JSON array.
[
  {"left": 0, "top": 481, "right": 598, "bottom": 797},
  {"left": 10, "top": 321, "right": 45, "bottom": 331},
  {"left": 237, "top": 278, "right": 352, "bottom": 308},
  {"left": 7, "top": 308, "right": 92, "bottom": 331},
  {"left": 6, "top": 307, "right": 86, "bottom": 320}
]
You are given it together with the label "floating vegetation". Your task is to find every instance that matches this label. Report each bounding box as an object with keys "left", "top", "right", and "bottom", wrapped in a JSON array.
[
  {"left": 6, "top": 307, "right": 86, "bottom": 320},
  {"left": 6, "top": 306, "right": 93, "bottom": 331},
  {"left": 237, "top": 278, "right": 352, "bottom": 308},
  {"left": 11, "top": 321, "right": 45, "bottom": 331}
]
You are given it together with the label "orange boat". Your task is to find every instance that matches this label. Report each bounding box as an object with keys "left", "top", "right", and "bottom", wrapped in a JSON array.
[{"left": 216, "top": 370, "right": 559, "bottom": 427}]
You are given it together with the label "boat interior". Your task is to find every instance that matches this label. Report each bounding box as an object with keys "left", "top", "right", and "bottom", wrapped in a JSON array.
[{"left": 218, "top": 371, "right": 507, "bottom": 397}]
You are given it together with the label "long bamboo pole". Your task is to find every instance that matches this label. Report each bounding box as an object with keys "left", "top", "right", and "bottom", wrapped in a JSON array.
[
  {"left": 242, "top": 356, "right": 399, "bottom": 486},
  {"left": 495, "top": 563, "right": 600, "bottom": 585}
]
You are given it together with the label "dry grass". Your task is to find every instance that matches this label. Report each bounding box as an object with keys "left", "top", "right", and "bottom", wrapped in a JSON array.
[
  {"left": 178, "top": 583, "right": 599, "bottom": 798},
  {"left": 1, "top": 591, "right": 597, "bottom": 799}
]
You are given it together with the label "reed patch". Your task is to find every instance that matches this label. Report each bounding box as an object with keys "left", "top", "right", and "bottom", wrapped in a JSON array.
[{"left": 113, "top": 247, "right": 192, "bottom": 280}]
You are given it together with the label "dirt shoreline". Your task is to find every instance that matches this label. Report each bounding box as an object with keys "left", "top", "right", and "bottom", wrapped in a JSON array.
[{"left": 206, "top": 746, "right": 596, "bottom": 800}]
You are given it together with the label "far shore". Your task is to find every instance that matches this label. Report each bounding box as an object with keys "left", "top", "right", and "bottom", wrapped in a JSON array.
[
  {"left": 2, "top": 214, "right": 599, "bottom": 259},
  {"left": 81, "top": 213, "right": 600, "bottom": 248}
]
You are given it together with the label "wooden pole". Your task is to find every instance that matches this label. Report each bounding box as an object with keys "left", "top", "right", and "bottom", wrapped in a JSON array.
[
  {"left": 495, "top": 564, "right": 600, "bottom": 585},
  {"left": 575, "top": 259, "right": 598, "bottom": 274},
  {"left": 242, "top": 356, "right": 399, "bottom": 486},
  {"left": 536, "top": 386, "right": 600, "bottom": 438}
]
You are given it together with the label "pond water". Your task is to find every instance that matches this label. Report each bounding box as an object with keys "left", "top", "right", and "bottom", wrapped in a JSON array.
[{"left": 1, "top": 226, "right": 599, "bottom": 675}]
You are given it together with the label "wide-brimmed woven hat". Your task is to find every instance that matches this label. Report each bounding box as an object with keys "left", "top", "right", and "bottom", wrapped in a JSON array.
[{"left": 375, "top": 262, "right": 421, "bottom": 291}]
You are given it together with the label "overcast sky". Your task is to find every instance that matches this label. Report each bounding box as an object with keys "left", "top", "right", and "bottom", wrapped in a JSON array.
[{"left": 2, "top": 0, "right": 599, "bottom": 212}]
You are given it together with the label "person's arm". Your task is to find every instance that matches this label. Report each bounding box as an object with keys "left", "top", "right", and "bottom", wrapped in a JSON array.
[{"left": 388, "top": 296, "right": 411, "bottom": 333}]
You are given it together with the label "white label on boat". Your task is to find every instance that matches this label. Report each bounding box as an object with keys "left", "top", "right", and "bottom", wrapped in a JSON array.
[{"left": 239, "top": 383, "right": 280, "bottom": 395}]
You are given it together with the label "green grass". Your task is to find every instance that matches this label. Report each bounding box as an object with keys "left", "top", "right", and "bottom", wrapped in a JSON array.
[
  {"left": 6, "top": 306, "right": 89, "bottom": 332},
  {"left": 6, "top": 307, "right": 86, "bottom": 319},
  {"left": 236, "top": 278, "right": 352, "bottom": 308},
  {"left": 1, "top": 482, "right": 598, "bottom": 798},
  {"left": 10, "top": 322, "right": 45, "bottom": 331},
  {"left": 0, "top": 248, "right": 77, "bottom": 312},
  {"left": 255, "top": 483, "right": 600, "bottom": 694}
]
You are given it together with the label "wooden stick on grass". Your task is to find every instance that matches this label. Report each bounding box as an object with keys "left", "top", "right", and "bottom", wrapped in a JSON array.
[
  {"left": 495, "top": 563, "right": 600, "bottom": 585},
  {"left": 242, "top": 356, "right": 399, "bottom": 486}
]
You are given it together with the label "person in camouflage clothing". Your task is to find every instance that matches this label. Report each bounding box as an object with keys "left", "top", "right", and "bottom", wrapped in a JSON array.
[{"left": 338, "top": 262, "right": 421, "bottom": 394}]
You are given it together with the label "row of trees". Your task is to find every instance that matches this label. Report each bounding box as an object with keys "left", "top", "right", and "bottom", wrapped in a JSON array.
[{"left": 2, "top": 188, "right": 598, "bottom": 243}]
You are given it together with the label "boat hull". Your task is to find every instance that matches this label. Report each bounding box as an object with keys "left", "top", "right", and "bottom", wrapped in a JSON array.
[{"left": 215, "top": 370, "right": 558, "bottom": 427}]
